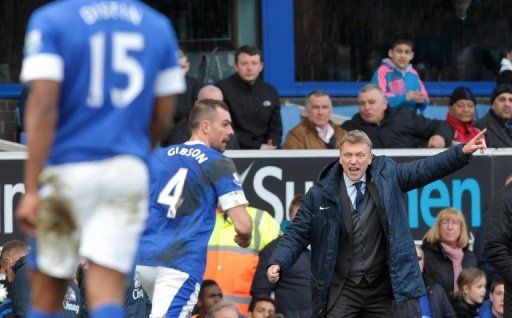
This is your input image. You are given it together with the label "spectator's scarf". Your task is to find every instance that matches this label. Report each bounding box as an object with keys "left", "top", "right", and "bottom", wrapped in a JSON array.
[
  {"left": 441, "top": 242, "right": 464, "bottom": 292},
  {"left": 446, "top": 113, "right": 480, "bottom": 143}
]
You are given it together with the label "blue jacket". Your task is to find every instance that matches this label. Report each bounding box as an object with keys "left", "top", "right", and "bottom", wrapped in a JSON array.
[{"left": 269, "top": 144, "right": 470, "bottom": 317}]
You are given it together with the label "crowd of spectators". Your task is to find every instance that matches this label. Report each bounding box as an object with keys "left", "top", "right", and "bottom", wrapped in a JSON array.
[{"left": 6, "top": 31, "right": 512, "bottom": 317}]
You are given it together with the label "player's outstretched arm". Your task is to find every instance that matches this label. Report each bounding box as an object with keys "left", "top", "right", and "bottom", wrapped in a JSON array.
[
  {"left": 150, "top": 95, "right": 176, "bottom": 148},
  {"left": 16, "top": 80, "right": 60, "bottom": 236},
  {"left": 226, "top": 205, "right": 252, "bottom": 248},
  {"left": 462, "top": 128, "right": 487, "bottom": 155}
]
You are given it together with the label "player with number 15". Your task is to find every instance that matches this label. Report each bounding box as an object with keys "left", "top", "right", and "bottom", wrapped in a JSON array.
[{"left": 16, "top": 1, "right": 185, "bottom": 318}]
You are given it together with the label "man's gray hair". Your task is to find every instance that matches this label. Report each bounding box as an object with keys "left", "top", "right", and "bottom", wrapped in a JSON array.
[
  {"left": 206, "top": 301, "right": 239, "bottom": 318},
  {"left": 359, "top": 83, "right": 385, "bottom": 97},
  {"left": 338, "top": 130, "right": 373, "bottom": 150},
  {"left": 305, "top": 89, "right": 332, "bottom": 108}
]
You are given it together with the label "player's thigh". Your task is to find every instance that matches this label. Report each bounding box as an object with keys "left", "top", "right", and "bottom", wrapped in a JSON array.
[
  {"left": 31, "top": 163, "right": 101, "bottom": 278},
  {"left": 80, "top": 155, "right": 149, "bottom": 274},
  {"left": 148, "top": 268, "right": 199, "bottom": 318}
]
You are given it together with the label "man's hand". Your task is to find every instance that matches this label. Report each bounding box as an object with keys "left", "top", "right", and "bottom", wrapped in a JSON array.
[
  {"left": 234, "top": 232, "right": 252, "bottom": 248},
  {"left": 16, "top": 192, "right": 39, "bottom": 237},
  {"left": 260, "top": 139, "right": 276, "bottom": 150},
  {"left": 267, "top": 264, "right": 280, "bottom": 283},
  {"left": 427, "top": 135, "right": 446, "bottom": 148},
  {"left": 462, "top": 128, "right": 487, "bottom": 155}
]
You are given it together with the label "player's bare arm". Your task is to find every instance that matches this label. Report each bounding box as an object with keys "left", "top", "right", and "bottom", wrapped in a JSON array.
[
  {"left": 151, "top": 95, "right": 176, "bottom": 148},
  {"left": 16, "top": 80, "right": 60, "bottom": 237},
  {"left": 226, "top": 205, "right": 252, "bottom": 248}
]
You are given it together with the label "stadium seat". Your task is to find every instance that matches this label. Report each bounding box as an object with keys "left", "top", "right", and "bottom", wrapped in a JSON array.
[
  {"left": 280, "top": 104, "right": 303, "bottom": 146},
  {"left": 332, "top": 105, "right": 359, "bottom": 118},
  {"left": 475, "top": 104, "right": 489, "bottom": 120},
  {"left": 422, "top": 106, "right": 448, "bottom": 120}
]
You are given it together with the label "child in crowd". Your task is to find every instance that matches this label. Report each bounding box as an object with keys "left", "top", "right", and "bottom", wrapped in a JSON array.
[
  {"left": 451, "top": 268, "right": 487, "bottom": 318},
  {"left": 478, "top": 279, "right": 504, "bottom": 318},
  {"left": 371, "top": 32, "right": 429, "bottom": 111}
]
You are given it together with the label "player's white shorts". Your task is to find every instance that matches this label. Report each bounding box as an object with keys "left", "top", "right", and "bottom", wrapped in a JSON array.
[
  {"left": 28, "top": 155, "right": 148, "bottom": 279},
  {"left": 136, "top": 266, "right": 200, "bottom": 318}
]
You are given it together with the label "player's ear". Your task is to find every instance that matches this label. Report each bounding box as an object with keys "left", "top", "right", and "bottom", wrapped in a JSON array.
[{"left": 200, "top": 119, "right": 211, "bottom": 134}]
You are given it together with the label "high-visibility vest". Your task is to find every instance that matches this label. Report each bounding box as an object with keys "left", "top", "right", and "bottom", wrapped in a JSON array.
[{"left": 204, "top": 207, "right": 280, "bottom": 315}]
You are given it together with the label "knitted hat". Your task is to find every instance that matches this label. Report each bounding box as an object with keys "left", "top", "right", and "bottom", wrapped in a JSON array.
[
  {"left": 449, "top": 87, "right": 476, "bottom": 106},
  {"left": 490, "top": 85, "right": 512, "bottom": 105}
]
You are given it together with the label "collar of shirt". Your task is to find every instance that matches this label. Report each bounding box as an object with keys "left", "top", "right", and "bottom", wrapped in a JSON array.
[
  {"left": 315, "top": 124, "right": 334, "bottom": 144},
  {"left": 343, "top": 172, "right": 367, "bottom": 209}
]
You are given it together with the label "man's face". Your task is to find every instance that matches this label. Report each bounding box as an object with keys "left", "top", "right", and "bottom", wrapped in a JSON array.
[
  {"left": 199, "top": 285, "right": 222, "bottom": 313},
  {"left": 251, "top": 300, "right": 275, "bottom": 318},
  {"left": 358, "top": 89, "right": 387, "bottom": 124},
  {"left": 1, "top": 257, "right": 14, "bottom": 282},
  {"left": 450, "top": 99, "right": 475, "bottom": 123},
  {"left": 306, "top": 95, "right": 332, "bottom": 127},
  {"left": 207, "top": 107, "right": 234, "bottom": 153},
  {"left": 388, "top": 44, "right": 414, "bottom": 70},
  {"left": 492, "top": 93, "right": 512, "bottom": 120},
  {"left": 339, "top": 142, "right": 372, "bottom": 181},
  {"left": 490, "top": 284, "right": 505, "bottom": 316},
  {"left": 234, "top": 53, "right": 263, "bottom": 85}
]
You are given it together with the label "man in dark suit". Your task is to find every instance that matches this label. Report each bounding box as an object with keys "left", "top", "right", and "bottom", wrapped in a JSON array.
[
  {"left": 267, "top": 129, "right": 486, "bottom": 317},
  {"left": 475, "top": 84, "right": 512, "bottom": 147}
]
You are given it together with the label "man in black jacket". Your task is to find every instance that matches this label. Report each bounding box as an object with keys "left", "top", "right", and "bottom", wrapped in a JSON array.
[
  {"left": 475, "top": 85, "right": 512, "bottom": 147},
  {"left": 341, "top": 84, "right": 453, "bottom": 148},
  {"left": 216, "top": 45, "right": 282, "bottom": 149},
  {"left": 484, "top": 183, "right": 512, "bottom": 317}
]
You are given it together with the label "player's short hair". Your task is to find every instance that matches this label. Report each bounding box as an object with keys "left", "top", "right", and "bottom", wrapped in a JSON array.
[
  {"left": 189, "top": 99, "right": 229, "bottom": 131},
  {"left": 338, "top": 130, "right": 373, "bottom": 150},
  {"left": 235, "top": 45, "right": 263, "bottom": 64},
  {"left": 389, "top": 32, "right": 415, "bottom": 50},
  {"left": 206, "top": 301, "right": 239, "bottom": 318}
]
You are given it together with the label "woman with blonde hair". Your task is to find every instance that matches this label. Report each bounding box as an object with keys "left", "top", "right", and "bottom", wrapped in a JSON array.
[{"left": 422, "top": 208, "right": 478, "bottom": 296}]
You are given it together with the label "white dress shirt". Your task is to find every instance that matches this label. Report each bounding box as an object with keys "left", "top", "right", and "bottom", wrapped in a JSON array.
[{"left": 343, "top": 172, "right": 367, "bottom": 210}]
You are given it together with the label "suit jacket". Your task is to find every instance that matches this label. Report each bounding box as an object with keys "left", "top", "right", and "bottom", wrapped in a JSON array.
[
  {"left": 474, "top": 112, "right": 512, "bottom": 147},
  {"left": 326, "top": 174, "right": 387, "bottom": 311}
]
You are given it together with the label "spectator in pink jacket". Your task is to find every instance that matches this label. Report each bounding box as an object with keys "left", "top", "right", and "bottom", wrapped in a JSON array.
[{"left": 371, "top": 32, "right": 429, "bottom": 111}]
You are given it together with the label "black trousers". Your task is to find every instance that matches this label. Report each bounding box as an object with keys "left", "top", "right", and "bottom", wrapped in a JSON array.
[{"left": 326, "top": 276, "right": 394, "bottom": 318}]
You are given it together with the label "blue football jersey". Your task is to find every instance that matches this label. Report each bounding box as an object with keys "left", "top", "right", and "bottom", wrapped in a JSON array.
[
  {"left": 137, "top": 141, "right": 248, "bottom": 281},
  {"left": 20, "top": 0, "right": 185, "bottom": 165}
]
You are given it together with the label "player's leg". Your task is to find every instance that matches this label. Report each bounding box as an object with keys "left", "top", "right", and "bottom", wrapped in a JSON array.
[
  {"left": 27, "top": 167, "right": 83, "bottom": 317},
  {"left": 79, "top": 156, "right": 149, "bottom": 318},
  {"left": 143, "top": 267, "right": 200, "bottom": 318},
  {"left": 29, "top": 271, "right": 69, "bottom": 315}
]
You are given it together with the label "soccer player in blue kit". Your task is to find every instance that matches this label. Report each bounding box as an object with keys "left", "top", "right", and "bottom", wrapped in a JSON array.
[
  {"left": 136, "top": 99, "right": 252, "bottom": 318},
  {"left": 16, "top": 1, "right": 185, "bottom": 318}
]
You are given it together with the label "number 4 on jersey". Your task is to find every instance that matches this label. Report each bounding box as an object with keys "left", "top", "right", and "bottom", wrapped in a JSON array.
[{"left": 157, "top": 168, "right": 188, "bottom": 218}]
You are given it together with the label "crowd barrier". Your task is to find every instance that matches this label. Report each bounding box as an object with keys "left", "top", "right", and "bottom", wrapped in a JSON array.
[{"left": 0, "top": 147, "right": 510, "bottom": 244}]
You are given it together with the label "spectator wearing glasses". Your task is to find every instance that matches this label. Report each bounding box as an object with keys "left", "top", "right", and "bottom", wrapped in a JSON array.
[{"left": 422, "top": 208, "right": 478, "bottom": 296}]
